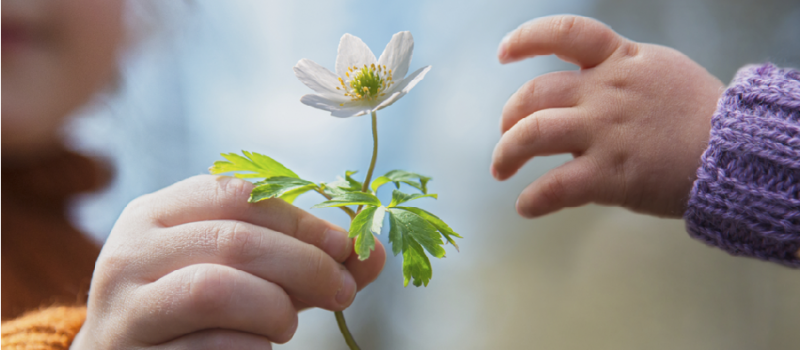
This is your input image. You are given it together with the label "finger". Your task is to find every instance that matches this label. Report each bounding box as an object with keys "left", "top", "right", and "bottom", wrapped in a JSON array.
[
  {"left": 293, "top": 239, "right": 386, "bottom": 312},
  {"left": 125, "top": 175, "right": 352, "bottom": 262},
  {"left": 292, "top": 297, "right": 312, "bottom": 312},
  {"left": 492, "top": 107, "right": 590, "bottom": 180},
  {"left": 501, "top": 70, "right": 582, "bottom": 133},
  {"left": 152, "top": 329, "right": 273, "bottom": 350},
  {"left": 130, "top": 264, "right": 297, "bottom": 345},
  {"left": 498, "top": 15, "right": 623, "bottom": 68},
  {"left": 516, "top": 156, "right": 609, "bottom": 218},
  {"left": 137, "top": 220, "right": 357, "bottom": 311},
  {"left": 344, "top": 238, "right": 386, "bottom": 291}
]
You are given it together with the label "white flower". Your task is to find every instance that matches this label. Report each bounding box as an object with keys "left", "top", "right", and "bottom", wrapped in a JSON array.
[{"left": 294, "top": 31, "right": 431, "bottom": 118}]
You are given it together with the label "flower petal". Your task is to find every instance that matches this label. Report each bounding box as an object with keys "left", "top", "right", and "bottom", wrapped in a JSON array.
[
  {"left": 375, "top": 65, "right": 431, "bottom": 111},
  {"left": 300, "top": 94, "right": 342, "bottom": 112},
  {"left": 332, "top": 104, "right": 372, "bottom": 118},
  {"left": 335, "top": 34, "right": 377, "bottom": 78},
  {"left": 294, "top": 59, "right": 347, "bottom": 101},
  {"left": 301, "top": 94, "right": 371, "bottom": 118},
  {"left": 378, "top": 31, "right": 414, "bottom": 79}
]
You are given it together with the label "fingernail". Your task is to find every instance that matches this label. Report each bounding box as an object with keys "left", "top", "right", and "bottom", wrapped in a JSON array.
[
  {"left": 322, "top": 227, "right": 350, "bottom": 261},
  {"left": 515, "top": 198, "right": 533, "bottom": 219},
  {"left": 498, "top": 28, "right": 517, "bottom": 63},
  {"left": 497, "top": 40, "right": 509, "bottom": 63},
  {"left": 490, "top": 165, "right": 499, "bottom": 180},
  {"left": 282, "top": 317, "right": 299, "bottom": 341},
  {"left": 335, "top": 268, "right": 357, "bottom": 306}
]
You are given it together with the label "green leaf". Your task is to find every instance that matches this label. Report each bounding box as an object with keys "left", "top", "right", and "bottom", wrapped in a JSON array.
[
  {"left": 388, "top": 206, "right": 463, "bottom": 286},
  {"left": 370, "top": 176, "right": 392, "bottom": 193},
  {"left": 250, "top": 177, "right": 316, "bottom": 203},
  {"left": 322, "top": 179, "right": 359, "bottom": 197},
  {"left": 345, "top": 170, "right": 363, "bottom": 190},
  {"left": 209, "top": 151, "right": 298, "bottom": 179},
  {"left": 322, "top": 171, "right": 363, "bottom": 197},
  {"left": 375, "top": 170, "right": 432, "bottom": 194},
  {"left": 371, "top": 206, "right": 387, "bottom": 235},
  {"left": 388, "top": 208, "right": 446, "bottom": 259},
  {"left": 398, "top": 206, "right": 462, "bottom": 251},
  {"left": 349, "top": 206, "right": 385, "bottom": 260},
  {"left": 403, "top": 239, "right": 432, "bottom": 287},
  {"left": 387, "top": 210, "right": 405, "bottom": 257},
  {"left": 388, "top": 190, "right": 438, "bottom": 207},
  {"left": 312, "top": 192, "right": 382, "bottom": 208},
  {"left": 387, "top": 208, "right": 446, "bottom": 287},
  {"left": 279, "top": 185, "right": 317, "bottom": 204}
]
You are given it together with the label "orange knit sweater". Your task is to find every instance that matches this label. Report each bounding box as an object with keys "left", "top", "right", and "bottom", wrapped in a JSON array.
[
  {"left": 1, "top": 306, "right": 87, "bottom": 349},
  {"left": 2, "top": 150, "right": 108, "bottom": 349}
]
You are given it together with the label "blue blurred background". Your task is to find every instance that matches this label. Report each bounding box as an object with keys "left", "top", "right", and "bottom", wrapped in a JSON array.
[{"left": 67, "top": 0, "right": 800, "bottom": 349}]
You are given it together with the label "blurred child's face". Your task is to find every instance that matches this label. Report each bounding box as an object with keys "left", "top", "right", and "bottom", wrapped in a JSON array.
[{"left": 2, "top": 0, "right": 124, "bottom": 155}]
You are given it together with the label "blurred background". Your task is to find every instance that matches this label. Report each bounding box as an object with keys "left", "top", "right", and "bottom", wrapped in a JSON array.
[{"left": 66, "top": 0, "right": 800, "bottom": 349}]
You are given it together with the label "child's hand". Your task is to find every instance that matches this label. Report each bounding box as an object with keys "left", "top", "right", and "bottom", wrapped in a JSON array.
[
  {"left": 491, "top": 15, "right": 725, "bottom": 218},
  {"left": 72, "top": 175, "right": 385, "bottom": 348}
]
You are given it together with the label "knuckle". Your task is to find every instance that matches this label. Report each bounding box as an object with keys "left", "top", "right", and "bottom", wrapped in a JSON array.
[
  {"left": 541, "top": 172, "right": 567, "bottom": 207},
  {"left": 179, "top": 174, "right": 254, "bottom": 209},
  {"left": 521, "top": 78, "right": 538, "bottom": 98},
  {"left": 509, "top": 23, "right": 525, "bottom": 47},
  {"left": 502, "top": 82, "right": 533, "bottom": 131},
  {"left": 517, "top": 80, "right": 539, "bottom": 111},
  {"left": 553, "top": 15, "right": 581, "bottom": 43},
  {"left": 120, "top": 193, "right": 154, "bottom": 219},
  {"left": 503, "top": 88, "right": 524, "bottom": 117},
  {"left": 308, "top": 249, "right": 340, "bottom": 297},
  {"left": 617, "top": 40, "right": 640, "bottom": 58},
  {"left": 296, "top": 213, "right": 324, "bottom": 247},
  {"left": 120, "top": 191, "right": 174, "bottom": 228},
  {"left": 186, "top": 266, "right": 237, "bottom": 314},
  {"left": 95, "top": 249, "right": 132, "bottom": 277},
  {"left": 285, "top": 206, "right": 304, "bottom": 239},
  {"left": 596, "top": 26, "right": 622, "bottom": 54},
  {"left": 213, "top": 176, "right": 253, "bottom": 205},
  {"left": 214, "top": 221, "right": 263, "bottom": 265},
  {"left": 518, "top": 113, "right": 542, "bottom": 145}
]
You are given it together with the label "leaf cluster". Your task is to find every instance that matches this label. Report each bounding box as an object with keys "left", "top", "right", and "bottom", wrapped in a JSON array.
[{"left": 210, "top": 151, "right": 461, "bottom": 287}]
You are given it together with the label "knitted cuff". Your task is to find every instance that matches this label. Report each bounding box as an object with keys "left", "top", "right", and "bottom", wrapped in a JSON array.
[
  {"left": 685, "top": 63, "right": 800, "bottom": 268},
  {"left": 1, "top": 306, "right": 87, "bottom": 349}
]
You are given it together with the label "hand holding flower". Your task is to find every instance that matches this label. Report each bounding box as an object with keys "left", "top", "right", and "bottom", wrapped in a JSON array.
[{"left": 72, "top": 175, "right": 385, "bottom": 349}]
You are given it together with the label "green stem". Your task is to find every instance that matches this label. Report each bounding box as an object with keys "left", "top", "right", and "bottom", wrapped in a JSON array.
[
  {"left": 357, "top": 111, "right": 379, "bottom": 213},
  {"left": 362, "top": 111, "right": 379, "bottom": 192},
  {"left": 335, "top": 310, "right": 361, "bottom": 350},
  {"left": 337, "top": 111, "right": 378, "bottom": 349},
  {"left": 316, "top": 187, "right": 356, "bottom": 219}
]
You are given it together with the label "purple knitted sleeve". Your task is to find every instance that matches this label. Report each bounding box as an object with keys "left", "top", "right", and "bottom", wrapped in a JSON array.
[{"left": 685, "top": 63, "right": 800, "bottom": 268}]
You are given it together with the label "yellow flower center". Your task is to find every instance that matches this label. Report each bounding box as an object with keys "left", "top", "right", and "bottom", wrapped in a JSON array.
[{"left": 337, "top": 63, "right": 395, "bottom": 106}]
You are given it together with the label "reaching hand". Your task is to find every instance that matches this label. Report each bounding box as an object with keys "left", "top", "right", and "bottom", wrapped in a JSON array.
[{"left": 492, "top": 15, "right": 725, "bottom": 218}]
